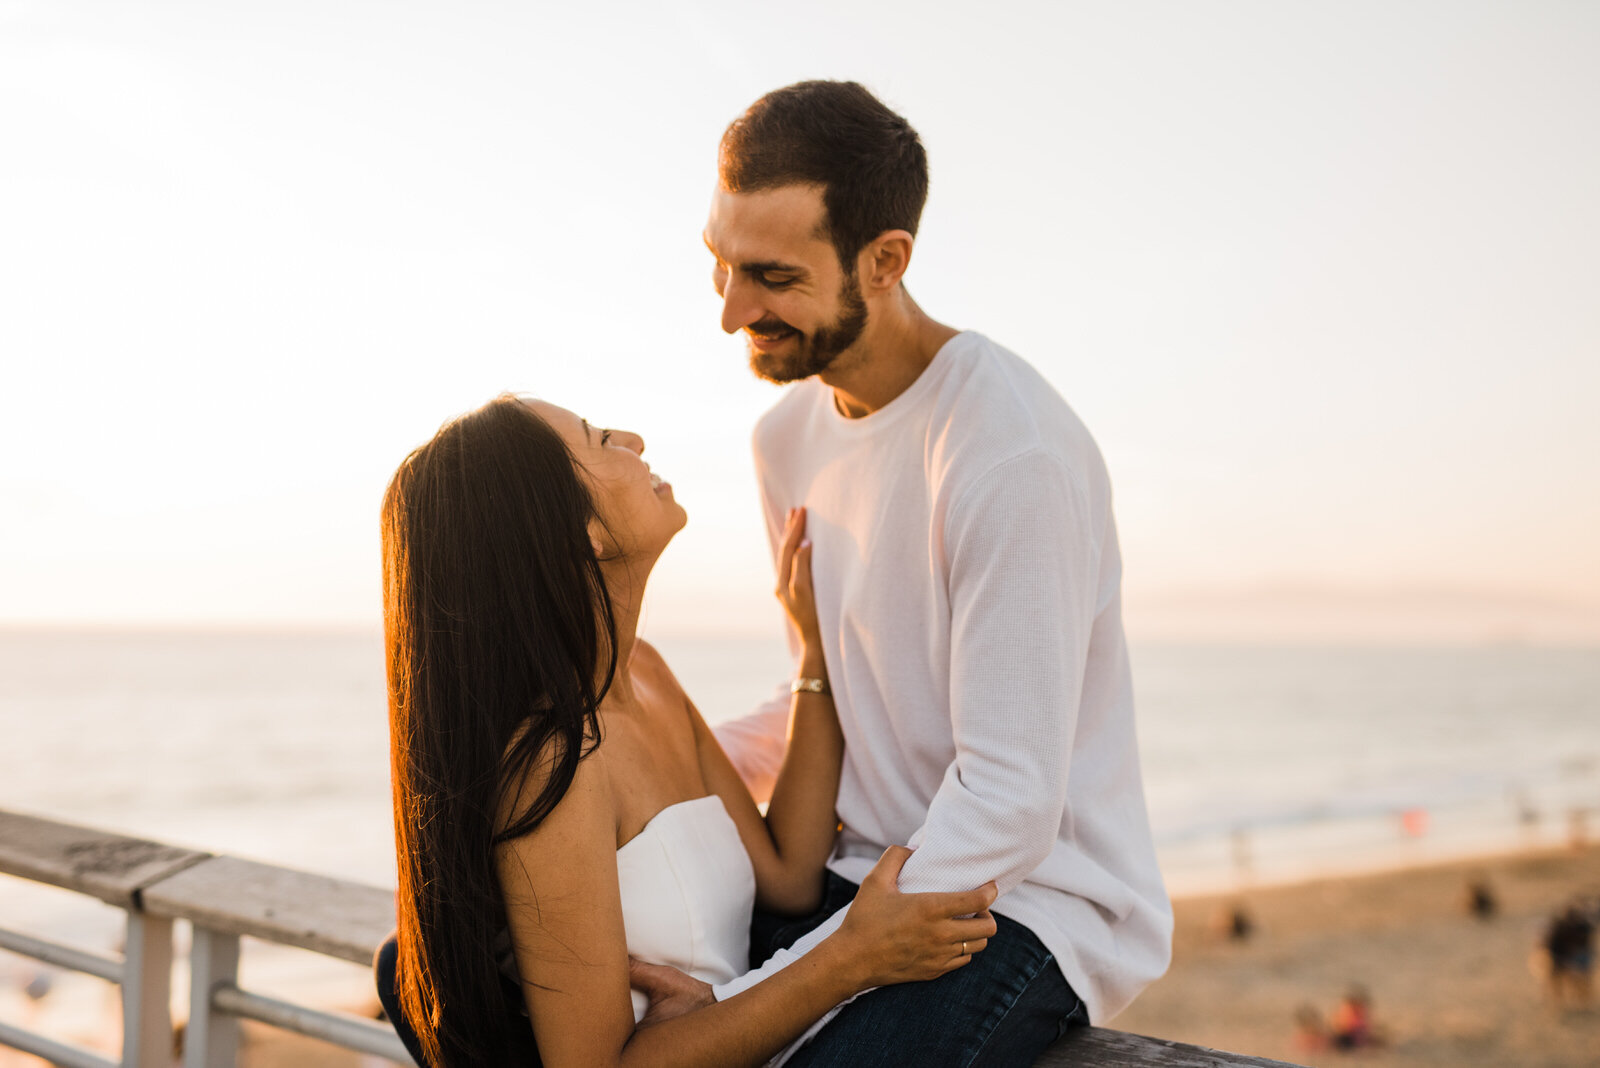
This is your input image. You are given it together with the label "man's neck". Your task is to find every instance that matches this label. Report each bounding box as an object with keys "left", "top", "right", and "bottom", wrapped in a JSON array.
[{"left": 821, "top": 291, "right": 958, "bottom": 418}]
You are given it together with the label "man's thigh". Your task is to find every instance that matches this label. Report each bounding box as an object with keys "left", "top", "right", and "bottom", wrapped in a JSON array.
[{"left": 775, "top": 903, "right": 1086, "bottom": 1068}]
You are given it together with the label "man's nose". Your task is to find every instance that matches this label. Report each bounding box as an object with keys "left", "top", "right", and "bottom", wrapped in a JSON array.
[{"left": 719, "top": 274, "right": 764, "bottom": 335}]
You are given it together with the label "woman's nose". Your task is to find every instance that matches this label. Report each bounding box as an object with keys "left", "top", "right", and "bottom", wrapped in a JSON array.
[{"left": 618, "top": 429, "right": 645, "bottom": 454}]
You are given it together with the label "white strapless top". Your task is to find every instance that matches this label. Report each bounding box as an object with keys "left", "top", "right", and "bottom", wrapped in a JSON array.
[{"left": 620, "top": 794, "right": 756, "bottom": 1022}]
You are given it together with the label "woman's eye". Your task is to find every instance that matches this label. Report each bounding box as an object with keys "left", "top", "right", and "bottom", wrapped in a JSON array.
[{"left": 600, "top": 430, "right": 613, "bottom": 446}]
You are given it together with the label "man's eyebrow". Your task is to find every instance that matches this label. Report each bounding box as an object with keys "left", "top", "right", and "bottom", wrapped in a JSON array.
[
  {"left": 702, "top": 234, "right": 804, "bottom": 276},
  {"left": 742, "top": 260, "right": 804, "bottom": 276}
]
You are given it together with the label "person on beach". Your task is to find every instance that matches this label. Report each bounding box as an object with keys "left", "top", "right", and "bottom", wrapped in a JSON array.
[
  {"left": 1541, "top": 900, "right": 1595, "bottom": 1008},
  {"left": 1328, "top": 984, "right": 1381, "bottom": 1051},
  {"left": 376, "top": 395, "right": 999, "bottom": 1068},
  {"left": 638, "top": 80, "right": 1173, "bottom": 1065}
]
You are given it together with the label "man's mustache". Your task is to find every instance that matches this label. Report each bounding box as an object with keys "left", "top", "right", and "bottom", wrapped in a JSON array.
[{"left": 748, "top": 317, "right": 798, "bottom": 338}]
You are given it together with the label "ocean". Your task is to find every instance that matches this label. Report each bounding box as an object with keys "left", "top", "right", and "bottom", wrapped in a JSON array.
[{"left": 1, "top": 629, "right": 1597, "bottom": 1033}]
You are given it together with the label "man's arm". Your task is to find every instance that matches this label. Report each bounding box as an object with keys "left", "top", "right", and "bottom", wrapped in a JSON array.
[{"left": 893, "top": 447, "right": 1098, "bottom": 896}]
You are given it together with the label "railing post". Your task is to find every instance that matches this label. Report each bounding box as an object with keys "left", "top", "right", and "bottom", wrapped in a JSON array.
[
  {"left": 122, "top": 910, "right": 173, "bottom": 1068},
  {"left": 184, "top": 928, "right": 240, "bottom": 1068}
]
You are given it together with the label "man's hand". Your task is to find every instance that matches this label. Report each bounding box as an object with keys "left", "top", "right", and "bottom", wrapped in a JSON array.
[{"left": 628, "top": 957, "right": 715, "bottom": 1029}]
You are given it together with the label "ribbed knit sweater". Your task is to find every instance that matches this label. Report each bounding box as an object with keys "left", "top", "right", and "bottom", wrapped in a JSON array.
[{"left": 712, "top": 330, "right": 1171, "bottom": 1041}]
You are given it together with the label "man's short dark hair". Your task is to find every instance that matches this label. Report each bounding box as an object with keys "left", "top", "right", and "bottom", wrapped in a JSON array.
[{"left": 719, "top": 80, "right": 928, "bottom": 273}]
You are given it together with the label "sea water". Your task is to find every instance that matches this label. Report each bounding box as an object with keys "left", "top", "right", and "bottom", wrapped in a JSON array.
[{"left": 1, "top": 629, "right": 1597, "bottom": 1037}]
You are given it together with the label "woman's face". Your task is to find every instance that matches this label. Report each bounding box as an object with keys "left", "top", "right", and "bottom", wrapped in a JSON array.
[{"left": 522, "top": 399, "right": 687, "bottom": 560}]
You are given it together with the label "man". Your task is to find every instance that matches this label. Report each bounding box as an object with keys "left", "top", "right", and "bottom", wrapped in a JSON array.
[{"left": 665, "top": 80, "right": 1171, "bottom": 1066}]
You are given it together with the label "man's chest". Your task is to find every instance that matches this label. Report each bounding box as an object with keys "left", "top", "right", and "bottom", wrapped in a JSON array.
[{"left": 782, "top": 444, "right": 957, "bottom": 634}]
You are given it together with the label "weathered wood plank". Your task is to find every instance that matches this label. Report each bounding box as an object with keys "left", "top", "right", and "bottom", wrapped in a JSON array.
[
  {"left": 0, "top": 809, "right": 209, "bottom": 908},
  {"left": 1037, "top": 1026, "right": 1305, "bottom": 1067},
  {"left": 141, "top": 855, "right": 396, "bottom": 966}
]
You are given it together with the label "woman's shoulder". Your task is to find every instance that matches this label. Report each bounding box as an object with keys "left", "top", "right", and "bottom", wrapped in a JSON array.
[
  {"left": 629, "top": 637, "right": 671, "bottom": 677},
  {"left": 494, "top": 717, "right": 612, "bottom": 842}
]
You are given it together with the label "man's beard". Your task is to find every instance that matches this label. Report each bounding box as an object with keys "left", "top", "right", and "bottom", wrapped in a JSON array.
[{"left": 746, "top": 273, "right": 868, "bottom": 385}]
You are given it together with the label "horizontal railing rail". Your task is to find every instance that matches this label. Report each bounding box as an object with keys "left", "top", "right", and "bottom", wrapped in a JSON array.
[
  {"left": 0, "top": 807, "right": 1300, "bottom": 1067},
  {"left": 0, "top": 808, "right": 410, "bottom": 1067}
]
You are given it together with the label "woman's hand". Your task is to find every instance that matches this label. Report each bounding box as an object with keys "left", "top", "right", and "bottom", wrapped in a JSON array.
[
  {"left": 833, "top": 846, "right": 999, "bottom": 988},
  {"left": 776, "top": 507, "right": 823, "bottom": 655},
  {"left": 629, "top": 958, "right": 714, "bottom": 1029}
]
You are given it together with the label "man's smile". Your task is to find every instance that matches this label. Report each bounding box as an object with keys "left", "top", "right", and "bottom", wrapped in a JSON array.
[{"left": 746, "top": 326, "right": 799, "bottom": 351}]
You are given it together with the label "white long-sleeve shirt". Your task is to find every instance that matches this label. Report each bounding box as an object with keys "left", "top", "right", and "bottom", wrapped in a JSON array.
[{"left": 712, "top": 331, "right": 1171, "bottom": 1032}]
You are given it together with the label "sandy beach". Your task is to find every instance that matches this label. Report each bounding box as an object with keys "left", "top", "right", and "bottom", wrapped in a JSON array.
[{"left": 1109, "top": 843, "right": 1600, "bottom": 1067}]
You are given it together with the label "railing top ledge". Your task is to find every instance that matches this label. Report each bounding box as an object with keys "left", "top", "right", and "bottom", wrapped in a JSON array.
[
  {"left": 141, "top": 854, "right": 396, "bottom": 966},
  {"left": 0, "top": 809, "right": 209, "bottom": 908},
  {"left": 1039, "top": 1026, "right": 1305, "bottom": 1067}
]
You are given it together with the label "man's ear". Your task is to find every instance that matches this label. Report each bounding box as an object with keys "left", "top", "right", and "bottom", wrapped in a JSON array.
[{"left": 858, "top": 230, "right": 914, "bottom": 295}]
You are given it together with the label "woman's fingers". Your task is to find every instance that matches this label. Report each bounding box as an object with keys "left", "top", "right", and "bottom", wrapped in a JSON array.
[
  {"left": 776, "top": 506, "right": 804, "bottom": 597},
  {"left": 928, "top": 913, "right": 996, "bottom": 970},
  {"left": 916, "top": 881, "right": 998, "bottom": 921},
  {"left": 863, "top": 843, "right": 914, "bottom": 890},
  {"left": 790, "top": 539, "right": 814, "bottom": 598},
  {"left": 946, "top": 912, "right": 999, "bottom": 944}
]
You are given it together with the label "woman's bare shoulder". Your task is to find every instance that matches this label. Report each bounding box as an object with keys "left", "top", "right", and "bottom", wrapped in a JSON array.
[
  {"left": 494, "top": 718, "right": 611, "bottom": 840},
  {"left": 629, "top": 637, "right": 674, "bottom": 680}
]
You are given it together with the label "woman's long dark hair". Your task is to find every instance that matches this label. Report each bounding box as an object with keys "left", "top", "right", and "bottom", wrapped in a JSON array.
[{"left": 382, "top": 395, "right": 617, "bottom": 1068}]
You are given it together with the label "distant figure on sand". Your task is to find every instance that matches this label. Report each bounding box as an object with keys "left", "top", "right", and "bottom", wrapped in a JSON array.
[
  {"left": 1463, "top": 874, "right": 1497, "bottom": 920},
  {"left": 1209, "top": 900, "right": 1254, "bottom": 942},
  {"left": 1290, "top": 1003, "right": 1328, "bottom": 1054},
  {"left": 1541, "top": 901, "right": 1595, "bottom": 1008},
  {"left": 1329, "top": 984, "right": 1383, "bottom": 1051}
]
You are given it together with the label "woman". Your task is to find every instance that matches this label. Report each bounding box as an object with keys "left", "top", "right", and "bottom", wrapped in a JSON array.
[{"left": 381, "top": 394, "right": 997, "bottom": 1068}]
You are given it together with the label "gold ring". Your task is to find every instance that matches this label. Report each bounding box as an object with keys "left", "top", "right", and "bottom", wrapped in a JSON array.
[{"left": 961, "top": 940, "right": 968, "bottom": 956}]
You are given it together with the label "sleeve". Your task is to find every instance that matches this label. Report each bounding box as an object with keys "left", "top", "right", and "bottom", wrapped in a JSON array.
[
  {"left": 712, "top": 910, "right": 853, "bottom": 1061},
  {"left": 711, "top": 685, "right": 790, "bottom": 804},
  {"left": 894, "top": 448, "right": 1098, "bottom": 895}
]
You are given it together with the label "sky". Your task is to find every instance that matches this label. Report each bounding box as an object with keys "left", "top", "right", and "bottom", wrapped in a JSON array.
[{"left": 1, "top": 0, "right": 1596, "bottom": 644}]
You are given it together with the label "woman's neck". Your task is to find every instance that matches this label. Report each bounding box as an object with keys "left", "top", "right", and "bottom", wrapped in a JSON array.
[{"left": 598, "top": 556, "right": 650, "bottom": 706}]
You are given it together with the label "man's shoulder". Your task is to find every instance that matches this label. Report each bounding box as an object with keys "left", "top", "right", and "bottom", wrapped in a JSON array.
[
  {"left": 929, "top": 332, "right": 1104, "bottom": 490},
  {"left": 941, "top": 331, "right": 1081, "bottom": 419}
]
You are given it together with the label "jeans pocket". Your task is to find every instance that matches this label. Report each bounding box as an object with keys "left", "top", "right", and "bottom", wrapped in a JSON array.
[{"left": 1055, "top": 994, "right": 1088, "bottom": 1039}]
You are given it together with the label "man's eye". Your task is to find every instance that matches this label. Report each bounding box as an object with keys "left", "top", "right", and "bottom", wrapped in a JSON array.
[{"left": 760, "top": 274, "right": 796, "bottom": 289}]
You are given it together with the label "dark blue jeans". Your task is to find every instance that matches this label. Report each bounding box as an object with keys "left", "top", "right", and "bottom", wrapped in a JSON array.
[{"left": 752, "top": 872, "right": 1087, "bottom": 1067}]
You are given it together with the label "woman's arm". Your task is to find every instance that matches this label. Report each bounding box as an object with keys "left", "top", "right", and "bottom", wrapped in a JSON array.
[
  {"left": 689, "top": 507, "right": 844, "bottom": 913},
  {"left": 496, "top": 753, "right": 997, "bottom": 1068}
]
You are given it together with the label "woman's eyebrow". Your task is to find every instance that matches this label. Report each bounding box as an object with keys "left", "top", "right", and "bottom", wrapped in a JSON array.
[{"left": 580, "top": 418, "right": 592, "bottom": 443}]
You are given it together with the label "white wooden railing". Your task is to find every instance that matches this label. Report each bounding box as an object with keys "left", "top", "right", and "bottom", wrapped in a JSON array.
[
  {"left": 0, "top": 808, "right": 410, "bottom": 1066},
  {"left": 0, "top": 807, "right": 1300, "bottom": 1068}
]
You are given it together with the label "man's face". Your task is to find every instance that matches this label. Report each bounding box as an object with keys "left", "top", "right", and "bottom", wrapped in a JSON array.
[{"left": 704, "top": 184, "right": 868, "bottom": 383}]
